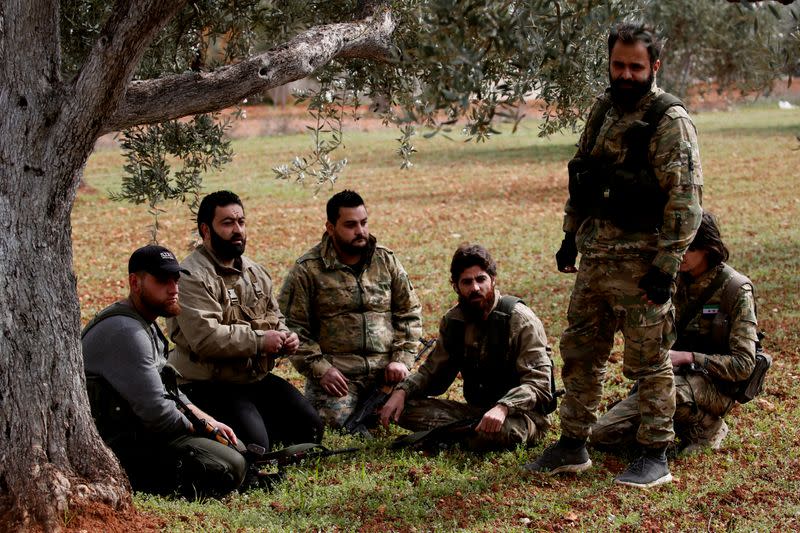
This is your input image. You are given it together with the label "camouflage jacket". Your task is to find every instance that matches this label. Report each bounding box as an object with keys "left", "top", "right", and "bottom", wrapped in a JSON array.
[
  {"left": 278, "top": 233, "right": 422, "bottom": 380},
  {"left": 397, "top": 292, "right": 553, "bottom": 420},
  {"left": 167, "top": 245, "right": 289, "bottom": 383},
  {"left": 674, "top": 263, "right": 758, "bottom": 383},
  {"left": 563, "top": 85, "right": 703, "bottom": 276}
]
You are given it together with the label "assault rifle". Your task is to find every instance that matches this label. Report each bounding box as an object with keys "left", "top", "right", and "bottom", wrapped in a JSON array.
[
  {"left": 343, "top": 337, "right": 437, "bottom": 437},
  {"left": 160, "top": 365, "right": 359, "bottom": 488},
  {"left": 391, "top": 416, "right": 483, "bottom": 453}
]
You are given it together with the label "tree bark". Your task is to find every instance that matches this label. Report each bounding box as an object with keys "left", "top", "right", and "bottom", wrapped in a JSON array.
[
  {"left": 0, "top": 0, "right": 395, "bottom": 529},
  {"left": 103, "top": 8, "right": 395, "bottom": 133},
  {"left": 0, "top": 1, "right": 185, "bottom": 529}
]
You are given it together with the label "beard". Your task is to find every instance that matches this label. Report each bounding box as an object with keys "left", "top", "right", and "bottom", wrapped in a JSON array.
[
  {"left": 332, "top": 232, "right": 369, "bottom": 257},
  {"left": 141, "top": 290, "right": 182, "bottom": 318},
  {"left": 457, "top": 286, "right": 495, "bottom": 321},
  {"left": 210, "top": 225, "right": 246, "bottom": 261},
  {"left": 609, "top": 70, "right": 654, "bottom": 110}
]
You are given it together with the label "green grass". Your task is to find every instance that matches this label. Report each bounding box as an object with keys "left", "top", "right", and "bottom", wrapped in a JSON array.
[{"left": 76, "top": 105, "right": 800, "bottom": 531}]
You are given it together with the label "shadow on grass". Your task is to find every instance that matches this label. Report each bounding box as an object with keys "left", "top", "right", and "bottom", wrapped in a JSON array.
[{"left": 411, "top": 143, "right": 576, "bottom": 167}]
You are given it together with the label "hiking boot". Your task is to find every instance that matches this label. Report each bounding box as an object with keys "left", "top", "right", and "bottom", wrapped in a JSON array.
[
  {"left": 680, "top": 418, "right": 729, "bottom": 456},
  {"left": 614, "top": 454, "right": 672, "bottom": 488},
  {"left": 523, "top": 438, "right": 592, "bottom": 474}
]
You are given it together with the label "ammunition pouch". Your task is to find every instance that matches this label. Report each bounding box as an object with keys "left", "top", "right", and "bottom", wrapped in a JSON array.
[
  {"left": 732, "top": 350, "right": 772, "bottom": 404},
  {"left": 568, "top": 157, "right": 667, "bottom": 232},
  {"left": 85, "top": 374, "right": 142, "bottom": 447}
]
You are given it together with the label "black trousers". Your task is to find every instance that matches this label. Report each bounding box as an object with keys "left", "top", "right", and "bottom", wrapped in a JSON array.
[
  {"left": 112, "top": 433, "right": 247, "bottom": 498},
  {"left": 182, "top": 373, "right": 324, "bottom": 450}
]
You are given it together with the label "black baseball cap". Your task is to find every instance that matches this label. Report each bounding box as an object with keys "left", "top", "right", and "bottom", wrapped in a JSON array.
[{"left": 128, "top": 245, "right": 190, "bottom": 276}]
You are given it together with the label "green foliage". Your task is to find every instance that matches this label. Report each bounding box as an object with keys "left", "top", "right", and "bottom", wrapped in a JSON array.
[
  {"left": 110, "top": 113, "right": 233, "bottom": 241},
  {"left": 60, "top": 0, "right": 799, "bottom": 224},
  {"left": 272, "top": 78, "right": 350, "bottom": 189}
]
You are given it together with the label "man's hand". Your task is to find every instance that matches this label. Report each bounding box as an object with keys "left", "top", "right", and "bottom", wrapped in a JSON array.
[
  {"left": 320, "top": 367, "right": 349, "bottom": 397},
  {"left": 384, "top": 361, "right": 410, "bottom": 383},
  {"left": 556, "top": 232, "right": 578, "bottom": 273},
  {"left": 669, "top": 350, "right": 694, "bottom": 367},
  {"left": 262, "top": 330, "right": 286, "bottom": 354},
  {"left": 379, "top": 389, "right": 407, "bottom": 428},
  {"left": 475, "top": 404, "right": 508, "bottom": 433},
  {"left": 638, "top": 266, "right": 674, "bottom": 305},
  {"left": 209, "top": 418, "right": 238, "bottom": 445},
  {"left": 187, "top": 405, "right": 238, "bottom": 445},
  {"left": 281, "top": 331, "right": 300, "bottom": 355}
]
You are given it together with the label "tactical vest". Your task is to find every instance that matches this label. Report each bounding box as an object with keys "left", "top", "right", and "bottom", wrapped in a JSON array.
[
  {"left": 82, "top": 303, "right": 166, "bottom": 446},
  {"left": 568, "top": 93, "right": 685, "bottom": 232},
  {"left": 441, "top": 296, "right": 558, "bottom": 414},
  {"left": 674, "top": 265, "right": 752, "bottom": 355},
  {"left": 674, "top": 264, "right": 771, "bottom": 403}
]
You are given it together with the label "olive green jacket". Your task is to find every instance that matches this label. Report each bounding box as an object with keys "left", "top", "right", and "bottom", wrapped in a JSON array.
[
  {"left": 167, "top": 245, "right": 289, "bottom": 383},
  {"left": 279, "top": 234, "right": 422, "bottom": 380}
]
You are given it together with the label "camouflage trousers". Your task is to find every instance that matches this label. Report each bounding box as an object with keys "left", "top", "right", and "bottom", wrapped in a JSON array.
[
  {"left": 398, "top": 398, "right": 548, "bottom": 452},
  {"left": 559, "top": 258, "right": 677, "bottom": 447},
  {"left": 591, "top": 372, "right": 736, "bottom": 447},
  {"left": 304, "top": 371, "right": 381, "bottom": 429}
]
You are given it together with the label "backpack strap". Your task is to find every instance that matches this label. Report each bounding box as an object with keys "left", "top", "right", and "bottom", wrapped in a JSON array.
[
  {"left": 81, "top": 301, "right": 168, "bottom": 358},
  {"left": 623, "top": 93, "right": 685, "bottom": 169},
  {"left": 711, "top": 266, "right": 755, "bottom": 352},
  {"left": 583, "top": 95, "right": 613, "bottom": 156},
  {"left": 486, "top": 295, "right": 522, "bottom": 357},
  {"left": 82, "top": 302, "right": 151, "bottom": 338}
]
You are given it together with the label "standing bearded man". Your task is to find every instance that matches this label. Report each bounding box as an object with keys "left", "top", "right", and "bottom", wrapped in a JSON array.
[{"left": 526, "top": 22, "right": 703, "bottom": 488}]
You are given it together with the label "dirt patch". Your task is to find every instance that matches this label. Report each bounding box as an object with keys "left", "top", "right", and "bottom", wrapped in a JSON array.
[{"left": 63, "top": 502, "right": 164, "bottom": 533}]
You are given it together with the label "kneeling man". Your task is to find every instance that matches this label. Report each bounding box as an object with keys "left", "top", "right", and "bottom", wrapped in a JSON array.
[
  {"left": 380, "top": 244, "right": 554, "bottom": 451},
  {"left": 83, "top": 245, "right": 246, "bottom": 497}
]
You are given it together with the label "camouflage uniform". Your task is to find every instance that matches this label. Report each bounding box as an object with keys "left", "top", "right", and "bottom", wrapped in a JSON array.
[
  {"left": 279, "top": 233, "right": 422, "bottom": 428},
  {"left": 559, "top": 85, "right": 703, "bottom": 448},
  {"left": 396, "top": 292, "right": 553, "bottom": 451},
  {"left": 592, "top": 263, "right": 758, "bottom": 447}
]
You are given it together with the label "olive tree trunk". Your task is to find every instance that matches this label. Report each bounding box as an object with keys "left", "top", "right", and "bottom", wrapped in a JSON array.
[{"left": 0, "top": 1, "right": 393, "bottom": 529}]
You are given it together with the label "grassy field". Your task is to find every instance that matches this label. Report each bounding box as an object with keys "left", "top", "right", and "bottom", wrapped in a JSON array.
[{"left": 74, "top": 105, "right": 800, "bottom": 531}]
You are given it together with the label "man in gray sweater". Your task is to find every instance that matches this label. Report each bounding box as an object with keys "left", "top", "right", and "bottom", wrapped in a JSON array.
[{"left": 82, "top": 245, "right": 247, "bottom": 497}]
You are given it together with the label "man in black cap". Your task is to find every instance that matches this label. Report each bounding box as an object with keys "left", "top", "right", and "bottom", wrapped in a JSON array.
[{"left": 82, "top": 245, "right": 247, "bottom": 498}]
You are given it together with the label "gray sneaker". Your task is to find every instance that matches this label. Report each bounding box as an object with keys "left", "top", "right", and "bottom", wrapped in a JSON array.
[
  {"left": 524, "top": 441, "right": 592, "bottom": 474},
  {"left": 614, "top": 455, "right": 672, "bottom": 488}
]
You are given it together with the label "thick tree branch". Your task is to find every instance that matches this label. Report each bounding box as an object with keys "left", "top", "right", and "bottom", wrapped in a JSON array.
[
  {"left": 102, "top": 8, "right": 396, "bottom": 133},
  {"left": 67, "top": 0, "right": 188, "bottom": 134}
]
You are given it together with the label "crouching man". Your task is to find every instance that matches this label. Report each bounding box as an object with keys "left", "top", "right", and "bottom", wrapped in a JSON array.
[
  {"left": 82, "top": 245, "right": 246, "bottom": 497},
  {"left": 592, "top": 212, "right": 759, "bottom": 454},
  {"left": 380, "top": 244, "right": 554, "bottom": 451}
]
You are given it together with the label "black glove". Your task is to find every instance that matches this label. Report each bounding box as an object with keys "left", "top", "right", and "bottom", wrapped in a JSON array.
[
  {"left": 638, "top": 267, "right": 674, "bottom": 305},
  {"left": 555, "top": 232, "right": 578, "bottom": 272}
]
